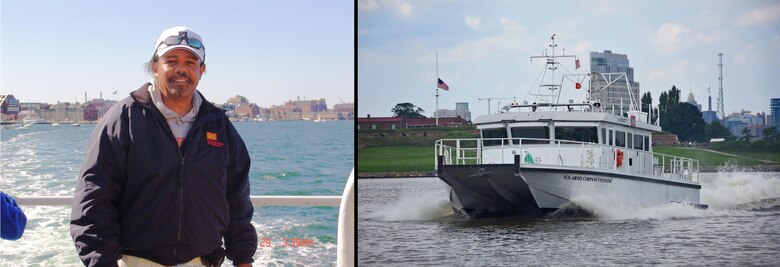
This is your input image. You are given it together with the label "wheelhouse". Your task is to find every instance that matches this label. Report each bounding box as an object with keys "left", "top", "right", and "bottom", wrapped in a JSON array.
[{"left": 477, "top": 119, "right": 653, "bottom": 153}]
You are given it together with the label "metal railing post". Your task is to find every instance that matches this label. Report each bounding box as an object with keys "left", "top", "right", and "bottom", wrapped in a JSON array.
[{"left": 337, "top": 169, "right": 355, "bottom": 267}]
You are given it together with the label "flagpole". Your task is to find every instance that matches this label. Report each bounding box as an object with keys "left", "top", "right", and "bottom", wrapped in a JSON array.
[{"left": 436, "top": 52, "right": 439, "bottom": 127}]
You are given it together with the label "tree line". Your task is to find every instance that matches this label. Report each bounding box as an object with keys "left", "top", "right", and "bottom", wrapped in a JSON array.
[{"left": 644, "top": 85, "right": 778, "bottom": 152}]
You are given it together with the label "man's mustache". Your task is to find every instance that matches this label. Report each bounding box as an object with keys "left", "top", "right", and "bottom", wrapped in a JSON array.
[{"left": 168, "top": 74, "right": 192, "bottom": 83}]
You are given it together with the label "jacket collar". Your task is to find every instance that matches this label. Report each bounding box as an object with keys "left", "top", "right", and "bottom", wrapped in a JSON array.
[
  {"left": 130, "top": 82, "right": 225, "bottom": 113},
  {"left": 130, "top": 82, "right": 224, "bottom": 116}
]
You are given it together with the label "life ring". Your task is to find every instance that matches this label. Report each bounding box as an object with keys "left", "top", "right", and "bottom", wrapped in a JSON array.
[{"left": 615, "top": 149, "right": 624, "bottom": 167}]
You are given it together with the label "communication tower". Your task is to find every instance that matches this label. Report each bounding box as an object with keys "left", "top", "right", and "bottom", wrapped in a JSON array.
[{"left": 717, "top": 53, "right": 725, "bottom": 119}]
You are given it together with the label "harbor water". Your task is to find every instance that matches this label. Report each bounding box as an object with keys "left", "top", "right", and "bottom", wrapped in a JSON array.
[
  {"left": 0, "top": 120, "right": 353, "bottom": 266},
  {"left": 358, "top": 171, "right": 780, "bottom": 265}
]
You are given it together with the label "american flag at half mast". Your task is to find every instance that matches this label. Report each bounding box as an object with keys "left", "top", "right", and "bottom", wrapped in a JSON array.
[{"left": 437, "top": 78, "right": 449, "bottom": 91}]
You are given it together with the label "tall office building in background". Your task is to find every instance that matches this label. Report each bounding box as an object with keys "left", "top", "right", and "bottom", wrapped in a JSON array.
[
  {"left": 771, "top": 98, "right": 780, "bottom": 128},
  {"left": 589, "top": 50, "right": 640, "bottom": 115}
]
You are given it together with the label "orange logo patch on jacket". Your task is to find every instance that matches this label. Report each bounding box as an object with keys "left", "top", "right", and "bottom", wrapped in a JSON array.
[{"left": 206, "top": 132, "right": 224, "bottom": 148}]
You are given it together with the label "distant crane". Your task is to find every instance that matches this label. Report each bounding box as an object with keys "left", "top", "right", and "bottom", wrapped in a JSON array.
[{"left": 478, "top": 97, "right": 515, "bottom": 115}]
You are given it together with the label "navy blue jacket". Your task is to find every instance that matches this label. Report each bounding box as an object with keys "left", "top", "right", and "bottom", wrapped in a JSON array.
[
  {"left": 70, "top": 83, "right": 257, "bottom": 266},
  {"left": 1, "top": 192, "right": 27, "bottom": 240}
]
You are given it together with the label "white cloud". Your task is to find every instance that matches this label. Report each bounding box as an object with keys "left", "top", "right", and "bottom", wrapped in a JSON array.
[
  {"left": 734, "top": 44, "right": 756, "bottom": 64},
  {"left": 573, "top": 41, "right": 592, "bottom": 55},
  {"left": 735, "top": 4, "right": 780, "bottom": 26},
  {"left": 358, "top": 0, "right": 412, "bottom": 18},
  {"left": 651, "top": 23, "right": 689, "bottom": 53},
  {"left": 358, "top": 0, "right": 379, "bottom": 11},
  {"left": 651, "top": 23, "right": 728, "bottom": 54},
  {"left": 385, "top": 0, "right": 413, "bottom": 18},
  {"left": 465, "top": 15, "right": 482, "bottom": 31},
  {"left": 433, "top": 17, "right": 527, "bottom": 62},
  {"left": 499, "top": 17, "right": 523, "bottom": 34}
]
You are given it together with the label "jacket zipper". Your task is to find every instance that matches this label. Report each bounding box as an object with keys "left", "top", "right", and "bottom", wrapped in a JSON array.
[
  {"left": 174, "top": 155, "right": 184, "bottom": 258},
  {"left": 146, "top": 102, "right": 220, "bottom": 259},
  {"left": 149, "top": 107, "right": 187, "bottom": 259}
]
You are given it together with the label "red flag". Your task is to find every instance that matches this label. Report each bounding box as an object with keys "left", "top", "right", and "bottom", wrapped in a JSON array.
[
  {"left": 575, "top": 59, "right": 580, "bottom": 69},
  {"left": 575, "top": 82, "right": 582, "bottom": 89},
  {"left": 437, "top": 78, "right": 449, "bottom": 91}
]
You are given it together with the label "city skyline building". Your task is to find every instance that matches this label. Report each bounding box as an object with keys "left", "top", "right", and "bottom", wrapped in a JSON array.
[
  {"left": 686, "top": 92, "right": 702, "bottom": 111},
  {"left": 701, "top": 92, "right": 719, "bottom": 124},
  {"left": 771, "top": 98, "right": 780, "bottom": 128},
  {"left": 724, "top": 109, "right": 769, "bottom": 139},
  {"left": 434, "top": 102, "right": 472, "bottom": 122},
  {"left": 589, "top": 50, "right": 640, "bottom": 115},
  {"left": 0, "top": 93, "right": 353, "bottom": 123}
]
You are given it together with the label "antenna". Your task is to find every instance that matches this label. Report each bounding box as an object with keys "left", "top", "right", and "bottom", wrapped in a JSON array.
[
  {"left": 717, "top": 53, "right": 724, "bottom": 120},
  {"left": 529, "top": 34, "right": 576, "bottom": 105}
]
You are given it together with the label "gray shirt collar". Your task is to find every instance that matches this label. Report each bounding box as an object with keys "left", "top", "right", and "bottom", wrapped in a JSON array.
[{"left": 149, "top": 78, "right": 202, "bottom": 122}]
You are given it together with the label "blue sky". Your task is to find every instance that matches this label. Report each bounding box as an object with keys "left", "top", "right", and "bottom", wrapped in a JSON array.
[
  {"left": 1, "top": 1, "right": 354, "bottom": 108},
  {"left": 358, "top": 0, "right": 780, "bottom": 118}
]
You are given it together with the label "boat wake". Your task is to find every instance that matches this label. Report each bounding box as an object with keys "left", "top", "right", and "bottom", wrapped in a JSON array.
[
  {"left": 563, "top": 167, "right": 780, "bottom": 221},
  {"left": 367, "top": 189, "right": 456, "bottom": 221},
  {"left": 701, "top": 167, "right": 780, "bottom": 210},
  {"left": 372, "top": 167, "right": 779, "bottom": 222}
]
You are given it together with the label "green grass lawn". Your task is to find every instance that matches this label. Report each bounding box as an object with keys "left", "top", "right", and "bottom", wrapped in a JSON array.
[
  {"left": 358, "top": 146, "right": 434, "bottom": 172},
  {"left": 713, "top": 150, "right": 780, "bottom": 164},
  {"left": 653, "top": 146, "right": 766, "bottom": 166}
]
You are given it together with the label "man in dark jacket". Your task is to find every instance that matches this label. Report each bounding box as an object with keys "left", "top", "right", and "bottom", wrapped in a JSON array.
[{"left": 70, "top": 26, "right": 257, "bottom": 267}]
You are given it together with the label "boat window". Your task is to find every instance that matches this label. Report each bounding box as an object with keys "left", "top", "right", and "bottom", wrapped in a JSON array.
[
  {"left": 615, "top": 131, "right": 626, "bottom": 147},
  {"left": 511, "top": 127, "right": 549, "bottom": 144},
  {"left": 627, "top": 132, "right": 633, "bottom": 148},
  {"left": 601, "top": 128, "right": 606, "bottom": 144},
  {"left": 644, "top": 136, "right": 650, "bottom": 151},
  {"left": 554, "top": 127, "right": 597, "bottom": 143},
  {"left": 634, "top": 134, "right": 643, "bottom": 150},
  {"left": 482, "top": 128, "right": 508, "bottom": 146},
  {"left": 609, "top": 130, "right": 613, "bottom": 146}
]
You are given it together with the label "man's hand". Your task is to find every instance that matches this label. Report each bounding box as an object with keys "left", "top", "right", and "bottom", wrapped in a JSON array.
[{"left": 236, "top": 264, "right": 252, "bottom": 267}]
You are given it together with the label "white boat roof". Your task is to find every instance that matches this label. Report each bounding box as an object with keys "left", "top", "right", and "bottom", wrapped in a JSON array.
[{"left": 474, "top": 110, "right": 662, "bottom": 132}]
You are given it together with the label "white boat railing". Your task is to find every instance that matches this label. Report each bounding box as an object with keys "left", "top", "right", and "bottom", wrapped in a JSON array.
[
  {"left": 435, "top": 138, "right": 699, "bottom": 182},
  {"left": 15, "top": 196, "right": 342, "bottom": 206},
  {"left": 337, "top": 169, "right": 355, "bottom": 267},
  {"left": 13, "top": 167, "right": 355, "bottom": 267}
]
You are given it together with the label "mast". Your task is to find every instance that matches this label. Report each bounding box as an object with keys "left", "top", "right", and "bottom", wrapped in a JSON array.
[
  {"left": 529, "top": 34, "right": 576, "bottom": 105},
  {"left": 436, "top": 52, "right": 439, "bottom": 126}
]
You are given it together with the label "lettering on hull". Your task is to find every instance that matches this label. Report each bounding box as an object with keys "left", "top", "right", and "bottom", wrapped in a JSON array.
[{"left": 563, "top": 175, "right": 613, "bottom": 183}]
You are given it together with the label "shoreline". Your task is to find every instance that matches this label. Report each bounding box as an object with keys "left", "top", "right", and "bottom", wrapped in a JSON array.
[{"left": 357, "top": 165, "right": 780, "bottom": 178}]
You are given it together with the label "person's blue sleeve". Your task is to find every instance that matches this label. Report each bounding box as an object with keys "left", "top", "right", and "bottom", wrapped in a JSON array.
[{"left": 1, "top": 192, "right": 27, "bottom": 240}]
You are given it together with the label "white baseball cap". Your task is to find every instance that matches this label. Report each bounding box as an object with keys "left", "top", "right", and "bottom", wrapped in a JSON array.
[{"left": 154, "top": 26, "right": 205, "bottom": 62}]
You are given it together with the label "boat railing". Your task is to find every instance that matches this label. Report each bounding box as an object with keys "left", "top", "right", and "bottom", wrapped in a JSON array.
[
  {"left": 15, "top": 196, "right": 342, "bottom": 206},
  {"left": 435, "top": 138, "right": 699, "bottom": 182},
  {"left": 13, "top": 168, "right": 355, "bottom": 267}
]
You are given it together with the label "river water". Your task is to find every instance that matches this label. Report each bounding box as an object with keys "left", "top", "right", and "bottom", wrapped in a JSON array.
[
  {"left": 358, "top": 170, "right": 780, "bottom": 265},
  {"left": 0, "top": 120, "right": 353, "bottom": 266}
]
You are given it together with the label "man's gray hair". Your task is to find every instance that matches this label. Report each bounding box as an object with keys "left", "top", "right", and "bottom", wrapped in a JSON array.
[{"left": 144, "top": 54, "right": 158, "bottom": 76}]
